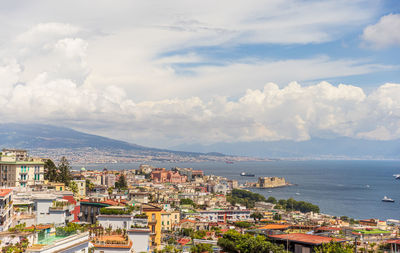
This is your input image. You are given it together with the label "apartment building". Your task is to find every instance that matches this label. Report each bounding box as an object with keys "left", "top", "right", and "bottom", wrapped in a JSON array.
[
  {"left": 0, "top": 149, "right": 44, "bottom": 188},
  {"left": 0, "top": 189, "right": 13, "bottom": 231},
  {"left": 72, "top": 179, "right": 86, "bottom": 199},
  {"left": 198, "top": 209, "right": 251, "bottom": 223},
  {"left": 161, "top": 210, "right": 180, "bottom": 231},
  {"left": 33, "top": 194, "right": 75, "bottom": 226},
  {"left": 142, "top": 203, "right": 162, "bottom": 250}
]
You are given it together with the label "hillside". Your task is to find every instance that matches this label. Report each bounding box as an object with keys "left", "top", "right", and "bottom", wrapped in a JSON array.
[{"left": 0, "top": 123, "right": 147, "bottom": 150}]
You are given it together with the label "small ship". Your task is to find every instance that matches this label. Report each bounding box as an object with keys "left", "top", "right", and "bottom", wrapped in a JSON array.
[{"left": 240, "top": 172, "right": 255, "bottom": 177}]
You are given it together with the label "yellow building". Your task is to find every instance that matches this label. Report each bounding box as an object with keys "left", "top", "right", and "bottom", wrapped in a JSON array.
[
  {"left": 72, "top": 179, "right": 86, "bottom": 199},
  {"left": 263, "top": 211, "right": 274, "bottom": 220},
  {"left": 142, "top": 203, "right": 162, "bottom": 250},
  {"left": 161, "top": 210, "right": 180, "bottom": 231},
  {"left": 44, "top": 181, "right": 66, "bottom": 191}
]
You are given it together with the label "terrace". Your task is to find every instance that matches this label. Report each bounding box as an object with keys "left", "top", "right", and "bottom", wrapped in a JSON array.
[
  {"left": 92, "top": 235, "right": 132, "bottom": 249},
  {"left": 49, "top": 200, "right": 73, "bottom": 211},
  {"left": 99, "top": 206, "right": 133, "bottom": 215},
  {"left": 353, "top": 228, "right": 391, "bottom": 235},
  {"left": 27, "top": 231, "right": 90, "bottom": 253}
]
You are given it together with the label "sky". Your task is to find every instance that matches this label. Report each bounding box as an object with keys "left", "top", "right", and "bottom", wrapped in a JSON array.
[{"left": 0, "top": 0, "right": 399, "bottom": 148}]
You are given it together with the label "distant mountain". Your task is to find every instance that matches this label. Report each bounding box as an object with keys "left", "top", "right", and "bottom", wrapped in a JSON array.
[
  {"left": 171, "top": 138, "right": 400, "bottom": 159},
  {"left": 0, "top": 123, "right": 148, "bottom": 150},
  {"left": 2, "top": 123, "right": 398, "bottom": 160}
]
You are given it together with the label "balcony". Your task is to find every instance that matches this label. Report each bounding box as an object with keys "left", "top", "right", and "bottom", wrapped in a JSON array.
[
  {"left": 92, "top": 235, "right": 132, "bottom": 249},
  {"left": 148, "top": 220, "right": 157, "bottom": 225}
]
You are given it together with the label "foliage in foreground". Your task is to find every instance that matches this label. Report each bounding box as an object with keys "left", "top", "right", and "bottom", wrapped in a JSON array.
[
  {"left": 190, "top": 243, "right": 213, "bottom": 253},
  {"left": 314, "top": 241, "right": 354, "bottom": 253},
  {"left": 217, "top": 230, "right": 285, "bottom": 253}
]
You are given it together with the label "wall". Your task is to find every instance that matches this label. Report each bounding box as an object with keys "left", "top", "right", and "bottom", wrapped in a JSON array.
[
  {"left": 128, "top": 230, "right": 150, "bottom": 253},
  {"left": 97, "top": 215, "right": 132, "bottom": 230}
]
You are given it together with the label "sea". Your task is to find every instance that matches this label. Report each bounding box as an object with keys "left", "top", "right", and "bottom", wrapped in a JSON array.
[{"left": 74, "top": 160, "right": 400, "bottom": 221}]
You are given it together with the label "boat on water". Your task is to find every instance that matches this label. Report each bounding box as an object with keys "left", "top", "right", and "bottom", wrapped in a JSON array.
[
  {"left": 295, "top": 192, "right": 300, "bottom": 195},
  {"left": 240, "top": 172, "right": 255, "bottom": 177},
  {"left": 225, "top": 161, "right": 234, "bottom": 164},
  {"left": 382, "top": 196, "right": 395, "bottom": 202}
]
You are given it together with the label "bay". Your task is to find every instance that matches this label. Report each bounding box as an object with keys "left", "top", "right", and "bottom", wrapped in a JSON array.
[{"left": 75, "top": 160, "right": 400, "bottom": 220}]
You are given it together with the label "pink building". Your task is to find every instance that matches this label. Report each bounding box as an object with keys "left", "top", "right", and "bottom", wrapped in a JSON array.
[{"left": 151, "top": 168, "right": 187, "bottom": 183}]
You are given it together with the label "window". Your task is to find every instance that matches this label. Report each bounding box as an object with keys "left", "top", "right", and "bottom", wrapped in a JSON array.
[{"left": 152, "top": 214, "right": 156, "bottom": 221}]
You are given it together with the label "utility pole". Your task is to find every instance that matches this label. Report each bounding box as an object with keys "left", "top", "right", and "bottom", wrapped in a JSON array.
[{"left": 354, "top": 237, "right": 357, "bottom": 253}]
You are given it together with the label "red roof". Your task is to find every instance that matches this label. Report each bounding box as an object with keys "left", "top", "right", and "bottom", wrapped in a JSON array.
[
  {"left": 269, "top": 233, "right": 346, "bottom": 245},
  {"left": 178, "top": 238, "right": 191, "bottom": 246},
  {"left": 387, "top": 239, "right": 400, "bottom": 245},
  {"left": 80, "top": 199, "right": 122, "bottom": 206},
  {"left": 63, "top": 195, "right": 77, "bottom": 205},
  {"left": 0, "top": 189, "right": 12, "bottom": 197},
  {"left": 25, "top": 225, "right": 52, "bottom": 230},
  {"left": 101, "top": 200, "right": 123, "bottom": 206},
  {"left": 316, "top": 227, "right": 342, "bottom": 231},
  {"left": 258, "top": 224, "right": 290, "bottom": 230},
  {"left": 180, "top": 219, "right": 196, "bottom": 224}
]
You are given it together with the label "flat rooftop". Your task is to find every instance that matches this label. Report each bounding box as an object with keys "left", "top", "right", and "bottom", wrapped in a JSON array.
[{"left": 269, "top": 233, "right": 346, "bottom": 245}]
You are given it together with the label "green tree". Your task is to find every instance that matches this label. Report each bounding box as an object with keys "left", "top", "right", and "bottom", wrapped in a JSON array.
[
  {"left": 266, "top": 196, "right": 277, "bottom": 204},
  {"left": 180, "top": 198, "right": 195, "bottom": 206},
  {"left": 44, "top": 159, "right": 58, "bottom": 182},
  {"left": 315, "top": 241, "right": 354, "bottom": 253},
  {"left": 273, "top": 213, "right": 282, "bottom": 220},
  {"left": 190, "top": 243, "right": 213, "bottom": 253},
  {"left": 86, "top": 179, "right": 95, "bottom": 193},
  {"left": 218, "top": 230, "right": 285, "bottom": 253},
  {"left": 226, "top": 189, "right": 266, "bottom": 208},
  {"left": 107, "top": 187, "right": 114, "bottom": 197},
  {"left": 250, "top": 212, "right": 263, "bottom": 222},
  {"left": 68, "top": 181, "right": 78, "bottom": 195},
  {"left": 235, "top": 221, "right": 253, "bottom": 229},
  {"left": 161, "top": 245, "right": 182, "bottom": 253},
  {"left": 179, "top": 228, "right": 193, "bottom": 237},
  {"left": 57, "top": 156, "right": 72, "bottom": 184},
  {"left": 115, "top": 174, "right": 128, "bottom": 190},
  {"left": 193, "top": 230, "right": 207, "bottom": 239}
]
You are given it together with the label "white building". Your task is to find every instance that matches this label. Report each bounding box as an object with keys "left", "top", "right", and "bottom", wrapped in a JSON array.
[
  {"left": 198, "top": 209, "right": 251, "bottom": 222},
  {"left": 128, "top": 228, "right": 151, "bottom": 253},
  {"left": 33, "top": 194, "right": 74, "bottom": 226},
  {"left": 0, "top": 189, "right": 13, "bottom": 231},
  {"left": 97, "top": 210, "right": 148, "bottom": 230},
  {"left": 27, "top": 231, "right": 90, "bottom": 253}
]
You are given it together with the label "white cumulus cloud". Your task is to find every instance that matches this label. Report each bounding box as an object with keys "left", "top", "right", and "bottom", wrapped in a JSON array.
[{"left": 362, "top": 14, "right": 400, "bottom": 48}]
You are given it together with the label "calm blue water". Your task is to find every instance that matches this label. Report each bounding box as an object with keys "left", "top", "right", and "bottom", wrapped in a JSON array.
[{"left": 75, "top": 160, "right": 400, "bottom": 220}]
